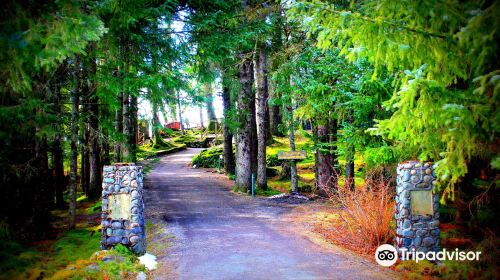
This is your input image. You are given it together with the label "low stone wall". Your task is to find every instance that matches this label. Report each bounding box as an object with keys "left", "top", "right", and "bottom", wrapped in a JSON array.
[
  {"left": 396, "top": 161, "right": 440, "bottom": 253},
  {"left": 101, "top": 164, "right": 146, "bottom": 255}
]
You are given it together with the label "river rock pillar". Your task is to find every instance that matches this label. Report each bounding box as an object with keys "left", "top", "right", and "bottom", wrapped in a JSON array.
[
  {"left": 396, "top": 161, "right": 440, "bottom": 254},
  {"left": 101, "top": 164, "right": 146, "bottom": 255}
]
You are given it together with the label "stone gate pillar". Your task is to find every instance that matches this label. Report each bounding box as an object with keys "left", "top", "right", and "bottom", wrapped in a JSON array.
[
  {"left": 101, "top": 164, "right": 146, "bottom": 255},
  {"left": 396, "top": 161, "right": 440, "bottom": 254}
]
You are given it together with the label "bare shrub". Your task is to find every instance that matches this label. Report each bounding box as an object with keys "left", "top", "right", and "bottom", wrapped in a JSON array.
[{"left": 320, "top": 171, "right": 396, "bottom": 254}]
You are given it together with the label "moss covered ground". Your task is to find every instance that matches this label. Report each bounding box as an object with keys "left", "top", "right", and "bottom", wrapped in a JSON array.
[
  {"left": 0, "top": 195, "right": 147, "bottom": 280},
  {"left": 137, "top": 142, "right": 186, "bottom": 161}
]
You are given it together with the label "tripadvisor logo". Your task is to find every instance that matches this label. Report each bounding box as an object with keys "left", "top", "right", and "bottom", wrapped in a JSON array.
[
  {"left": 375, "top": 244, "right": 398, "bottom": 266},
  {"left": 400, "top": 248, "right": 482, "bottom": 263},
  {"left": 375, "top": 244, "right": 482, "bottom": 266}
]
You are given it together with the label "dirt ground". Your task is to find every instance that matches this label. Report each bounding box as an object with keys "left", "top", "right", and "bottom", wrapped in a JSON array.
[{"left": 144, "top": 148, "right": 399, "bottom": 279}]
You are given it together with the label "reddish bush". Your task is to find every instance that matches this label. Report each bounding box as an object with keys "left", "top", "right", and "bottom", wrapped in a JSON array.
[{"left": 321, "top": 171, "right": 396, "bottom": 254}]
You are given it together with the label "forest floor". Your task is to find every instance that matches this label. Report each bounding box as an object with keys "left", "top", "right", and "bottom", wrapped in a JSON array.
[{"left": 143, "top": 148, "right": 399, "bottom": 279}]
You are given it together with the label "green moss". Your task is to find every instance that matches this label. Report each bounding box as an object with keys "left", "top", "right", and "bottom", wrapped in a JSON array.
[
  {"left": 254, "top": 187, "right": 282, "bottom": 196},
  {"left": 173, "top": 134, "right": 208, "bottom": 148},
  {"left": 137, "top": 143, "right": 186, "bottom": 161},
  {"left": 192, "top": 147, "right": 225, "bottom": 168},
  {"left": 0, "top": 240, "right": 42, "bottom": 278},
  {"left": 76, "top": 194, "right": 88, "bottom": 202},
  {"left": 51, "top": 229, "right": 101, "bottom": 268},
  {"left": 86, "top": 200, "right": 102, "bottom": 214}
]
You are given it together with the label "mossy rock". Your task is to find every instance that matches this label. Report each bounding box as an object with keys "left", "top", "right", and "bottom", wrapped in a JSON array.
[{"left": 192, "top": 147, "right": 224, "bottom": 168}]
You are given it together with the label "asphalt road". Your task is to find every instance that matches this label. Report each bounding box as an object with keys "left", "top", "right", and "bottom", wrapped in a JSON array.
[{"left": 144, "top": 148, "right": 398, "bottom": 280}]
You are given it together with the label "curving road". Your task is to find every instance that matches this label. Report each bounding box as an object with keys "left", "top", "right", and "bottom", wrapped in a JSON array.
[{"left": 144, "top": 148, "right": 398, "bottom": 280}]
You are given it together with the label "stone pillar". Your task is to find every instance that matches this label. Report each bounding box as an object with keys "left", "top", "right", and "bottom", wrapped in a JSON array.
[
  {"left": 396, "top": 161, "right": 440, "bottom": 253},
  {"left": 101, "top": 164, "right": 146, "bottom": 255}
]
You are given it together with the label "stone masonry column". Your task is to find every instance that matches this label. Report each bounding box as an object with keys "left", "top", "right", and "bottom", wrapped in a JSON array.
[
  {"left": 101, "top": 164, "right": 146, "bottom": 255},
  {"left": 396, "top": 161, "right": 440, "bottom": 254}
]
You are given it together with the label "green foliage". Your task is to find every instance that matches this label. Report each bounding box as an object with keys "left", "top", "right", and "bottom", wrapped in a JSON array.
[
  {"left": 97, "top": 253, "right": 145, "bottom": 280},
  {"left": 192, "top": 147, "right": 224, "bottom": 168},
  {"left": 86, "top": 200, "right": 102, "bottom": 214},
  {"left": 273, "top": 42, "right": 394, "bottom": 167},
  {"left": 0, "top": 219, "right": 13, "bottom": 241},
  {"left": 364, "top": 145, "right": 402, "bottom": 170},
  {"left": 266, "top": 154, "right": 283, "bottom": 167},
  {"left": 112, "top": 244, "right": 135, "bottom": 259},
  {"left": 291, "top": 0, "right": 500, "bottom": 198},
  {"left": 1, "top": 1, "right": 106, "bottom": 95}
]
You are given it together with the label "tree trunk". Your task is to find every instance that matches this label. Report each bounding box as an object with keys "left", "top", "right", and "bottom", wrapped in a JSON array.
[
  {"left": 205, "top": 83, "right": 217, "bottom": 131},
  {"left": 51, "top": 65, "right": 65, "bottom": 208},
  {"left": 34, "top": 133, "right": 52, "bottom": 238},
  {"left": 114, "top": 92, "right": 123, "bottom": 162},
  {"left": 313, "top": 122, "right": 319, "bottom": 186},
  {"left": 249, "top": 82, "right": 258, "bottom": 177},
  {"left": 289, "top": 106, "right": 298, "bottom": 194},
  {"left": 222, "top": 72, "right": 235, "bottom": 174},
  {"left": 80, "top": 95, "right": 90, "bottom": 195},
  {"left": 199, "top": 105, "right": 204, "bottom": 128},
  {"left": 316, "top": 116, "right": 338, "bottom": 196},
  {"left": 69, "top": 60, "right": 80, "bottom": 229},
  {"left": 235, "top": 53, "right": 254, "bottom": 191},
  {"left": 345, "top": 113, "right": 355, "bottom": 190},
  {"left": 129, "top": 94, "right": 138, "bottom": 162},
  {"left": 87, "top": 53, "right": 101, "bottom": 199},
  {"left": 122, "top": 92, "right": 130, "bottom": 161},
  {"left": 152, "top": 101, "right": 162, "bottom": 146},
  {"left": 52, "top": 137, "right": 65, "bottom": 208},
  {"left": 269, "top": 9, "right": 284, "bottom": 137},
  {"left": 255, "top": 42, "right": 269, "bottom": 190},
  {"left": 269, "top": 83, "right": 282, "bottom": 137},
  {"left": 177, "top": 91, "right": 184, "bottom": 134},
  {"left": 265, "top": 106, "right": 272, "bottom": 145},
  {"left": 102, "top": 128, "right": 111, "bottom": 166},
  {"left": 88, "top": 104, "right": 101, "bottom": 200}
]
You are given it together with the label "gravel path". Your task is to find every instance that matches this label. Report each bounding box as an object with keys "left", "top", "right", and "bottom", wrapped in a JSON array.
[{"left": 144, "top": 148, "right": 398, "bottom": 280}]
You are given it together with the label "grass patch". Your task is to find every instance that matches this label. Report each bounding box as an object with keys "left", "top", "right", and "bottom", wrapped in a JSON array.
[
  {"left": 146, "top": 221, "right": 174, "bottom": 257},
  {"left": 50, "top": 229, "right": 101, "bottom": 269},
  {"left": 254, "top": 187, "right": 282, "bottom": 196},
  {"left": 141, "top": 157, "right": 161, "bottom": 175},
  {"left": 267, "top": 177, "right": 313, "bottom": 193},
  {"left": 299, "top": 172, "right": 315, "bottom": 182},
  {"left": 0, "top": 241, "right": 42, "bottom": 279}
]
